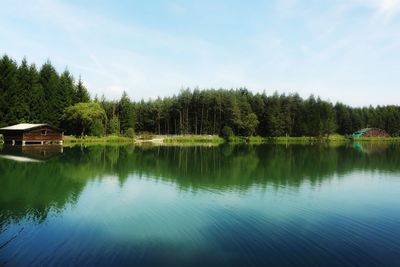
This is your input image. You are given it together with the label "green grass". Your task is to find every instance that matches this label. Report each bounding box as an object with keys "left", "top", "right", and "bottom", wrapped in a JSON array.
[
  {"left": 4, "top": 133, "right": 400, "bottom": 147},
  {"left": 63, "top": 135, "right": 135, "bottom": 144},
  {"left": 228, "top": 134, "right": 349, "bottom": 144},
  {"left": 163, "top": 135, "right": 224, "bottom": 144},
  {"left": 61, "top": 134, "right": 400, "bottom": 146}
]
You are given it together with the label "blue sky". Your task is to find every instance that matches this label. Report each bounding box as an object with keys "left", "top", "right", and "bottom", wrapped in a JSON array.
[{"left": 1, "top": 0, "right": 400, "bottom": 106}]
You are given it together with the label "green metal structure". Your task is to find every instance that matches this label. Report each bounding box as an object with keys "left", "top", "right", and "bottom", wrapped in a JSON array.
[{"left": 352, "top": 128, "right": 370, "bottom": 138}]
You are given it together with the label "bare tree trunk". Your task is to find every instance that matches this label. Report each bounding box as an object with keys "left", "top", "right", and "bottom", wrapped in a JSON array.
[
  {"left": 213, "top": 107, "right": 216, "bottom": 135},
  {"left": 186, "top": 107, "right": 189, "bottom": 134},
  {"left": 219, "top": 104, "right": 222, "bottom": 126},
  {"left": 195, "top": 113, "right": 198, "bottom": 135},
  {"left": 179, "top": 110, "right": 182, "bottom": 135},
  {"left": 174, "top": 118, "right": 177, "bottom": 134},
  {"left": 201, "top": 104, "right": 204, "bottom": 134},
  {"left": 205, "top": 109, "right": 209, "bottom": 134}
]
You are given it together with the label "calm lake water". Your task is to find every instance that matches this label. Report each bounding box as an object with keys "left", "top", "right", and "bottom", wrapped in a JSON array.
[{"left": 0, "top": 143, "right": 400, "bottom": 267}]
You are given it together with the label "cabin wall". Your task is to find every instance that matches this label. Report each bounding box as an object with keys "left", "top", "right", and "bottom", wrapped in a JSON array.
[{"left": 23, "top": 127, "right": 63, "bottom": 143}]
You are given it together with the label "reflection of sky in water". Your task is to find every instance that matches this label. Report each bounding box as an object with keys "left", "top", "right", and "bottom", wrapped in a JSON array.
[{"left": 56, "top": 171, "right": 399, "bottom": 244}]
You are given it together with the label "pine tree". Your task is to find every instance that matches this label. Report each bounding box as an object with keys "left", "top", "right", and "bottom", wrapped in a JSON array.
[
  {"left": 59, "top": 70, "right": 75, "bottom": 108},
  {"left": 75, "top": 77, "right": 90, "bottom": 103},
  {"left": 40, "top": 61, "right": 60, "bottom": 125},
  {"left": 108, "top": 115, "right": 120, "bottom": 135},
  {"left": 7, "top": 58, "right": 31, "bottom": 123},
  {"left": 28, "top": 64, "right": 45, "bottom": 122},
  {"left": 118, "top": 91, "right": 135, "bottom": 133},
  {"left": 0, "top": 55, "right": 18, "bottom": 125}
]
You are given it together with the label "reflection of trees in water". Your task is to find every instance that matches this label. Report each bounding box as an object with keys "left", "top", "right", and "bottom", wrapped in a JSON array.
[
  {"left": 1, "top": 144, "right": 400, "bottom": 225},
  {"left": 123, "top": 144, "right": 400, "bottom": 190}
]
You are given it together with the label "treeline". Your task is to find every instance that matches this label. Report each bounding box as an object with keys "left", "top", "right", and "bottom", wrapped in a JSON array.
[{"left": 1, "top": 55, "right": 400, "bottom": 137}]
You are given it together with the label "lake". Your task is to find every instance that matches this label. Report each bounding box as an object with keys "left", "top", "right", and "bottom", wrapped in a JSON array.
[{"left": 0, "top": 143, "right": 400, "bottom": 267}]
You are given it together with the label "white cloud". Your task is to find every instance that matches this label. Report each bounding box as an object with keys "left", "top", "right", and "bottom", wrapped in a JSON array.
[
  {"left": 377, "top": 0, "right": 400, "bottom": 13},
  {"left": 350, "top": 0, "right": 400, "bottom": 16}
]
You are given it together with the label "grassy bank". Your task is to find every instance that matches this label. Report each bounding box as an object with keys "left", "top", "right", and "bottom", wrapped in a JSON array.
[
  {"left": 4, "top": 134, "right": 399, "bottom": 146},
  {"left": 163, "top": 135, "right": 224, "bottom": 144},
  {"left": 245, "top": 135, "right": 400, "bottom": 144},
  {"left": 63, "top": 135, "right": 135, "bottom": 144},
  {"left": 227, "top": 134, "right": 348, "bottom": 144}
]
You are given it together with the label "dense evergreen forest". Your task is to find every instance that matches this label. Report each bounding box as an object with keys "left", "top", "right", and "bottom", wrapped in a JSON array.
[{"left": 1, "top": 55, "right": 400, "bottom": 137}]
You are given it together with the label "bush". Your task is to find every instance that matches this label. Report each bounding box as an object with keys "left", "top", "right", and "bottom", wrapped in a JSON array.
[
  {"left": 220, "top": 126, "right": 234, "bottom": 141},
  {"left": 90, "top": 119, "right": 105, "bottom": 137},
  {"left": 125, "top": 128, "right": 135, "bottom": 138},
  {"left": 108, "top": 116, "right": 120, "bottom": 135}
]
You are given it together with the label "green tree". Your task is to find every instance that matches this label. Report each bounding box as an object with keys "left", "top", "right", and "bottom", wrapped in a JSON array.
[
  {"left": 108, "top": 115, "right": 120, "bottom": 135},
  {"left": 321, "top": 102, "right": 337, "bottom": 136},
  {"left": 27, "top": 64, "right": 45, "bottom": 122},
  {"left": 40, "top": 61, "right": 61, "bottom": 125},
  {"left": 90, "top": 119, "right": 105, "bottom": 137},
  {"left": 242, "top": 113, "right": 259, "bottom": 136},
  {"left": 125, "top": 127, "right": 135, "bottom": 138},
  {"left": 221, "top": 126, "right": 234, "bottom": 140},
  {"left": 335, "top": 103, "right": 352, "bottom": 135},
  {"left": 75, "top": 77, "right": 90, "bottom": 103},
  {"left": 0, "top": 55, "right": 18, "bottom": 126},
  {"left": 61, "top": 102, "right": 106, "bottom": 136},
  {"left": 118, "top": 91, "right": 135, "bottom": 133},
  {"left": 8, "top": 58, "right": 30, "bottom": 123},
  {"left": 59, "top": 70, "right": 76, "bottom": 108}
]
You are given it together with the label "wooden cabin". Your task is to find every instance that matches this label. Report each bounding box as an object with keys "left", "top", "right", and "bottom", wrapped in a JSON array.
[
  {"left": 352, "top": 128, "right": 389, "bottom": 138},
  {"left": 0, "top": 123, "right": 63, "bottom": 145}
]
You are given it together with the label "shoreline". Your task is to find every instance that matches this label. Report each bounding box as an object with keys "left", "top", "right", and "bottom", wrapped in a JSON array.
[
  {"left": 63, "top": 135, "right": 400, "bottom": 145},
  {"left": 2, "top": 134, "right": 400, "bottom": 146}
]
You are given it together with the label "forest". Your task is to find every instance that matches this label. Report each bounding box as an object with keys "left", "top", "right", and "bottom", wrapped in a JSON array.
[{"left": 1, "top": 55, "right": 400, "bottom": 137}]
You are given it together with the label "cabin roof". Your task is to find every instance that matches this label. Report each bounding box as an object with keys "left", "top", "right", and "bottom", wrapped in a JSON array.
[
  {"left": 0, "top": 123, "right": 47, "bottom": 131},
  {"left": 0, "top": 123, "right": 62, "bottom": 132},
  {"left": 353, "top": 128, "right": 370, "bottom": 135}
]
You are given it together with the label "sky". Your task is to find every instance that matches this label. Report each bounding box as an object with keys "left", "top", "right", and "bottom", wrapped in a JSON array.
[{"left": 1, "top": 0, "right": 400, "bottom": 106}]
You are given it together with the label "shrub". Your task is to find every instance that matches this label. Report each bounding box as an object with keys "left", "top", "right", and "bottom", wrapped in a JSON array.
[
  {"left": 220, "top": 126, "right": 234, "bottom": 141},
  {"left": 90, "top": 119, "right": 105, "bottom": 137},
  {"left": 125, "top": 128, "right": 135, "bottom": 138}
]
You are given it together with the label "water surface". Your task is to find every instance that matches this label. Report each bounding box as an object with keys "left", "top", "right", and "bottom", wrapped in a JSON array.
[{"left": 0, "top": 143, "right": 400, "bottom": 266}]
